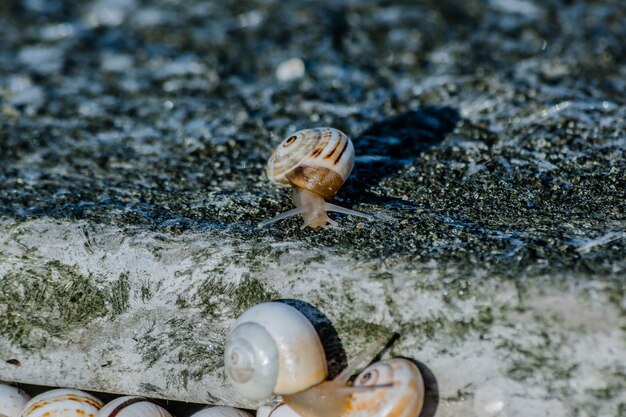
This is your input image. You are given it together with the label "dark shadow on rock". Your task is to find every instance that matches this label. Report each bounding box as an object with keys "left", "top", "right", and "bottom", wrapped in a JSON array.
[
  {"left": 398, "top": 356, "right": 439, "bottom": 417},
  {"left": 348, "top": 106, "right": 460, "bottom": 193},
  {"left": 277, "top": 299, "right": 348, "bottom": 379}
]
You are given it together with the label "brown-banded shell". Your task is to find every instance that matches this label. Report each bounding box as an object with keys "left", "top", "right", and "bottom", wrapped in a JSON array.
[
  {"left": 350, "top": 359, "right": 424, "bottom": 417},
  {"left": 21, "top": 389, "right": 104, "bottom": 417},
  {"left": 96, "top": 396, "right": 172, "bottom": 417},
  {"left": 266, "top": 127, "right": 354, "bottom": 201}
]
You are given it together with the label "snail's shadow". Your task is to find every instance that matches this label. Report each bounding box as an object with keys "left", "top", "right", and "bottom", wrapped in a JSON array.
[
  {"left": 277, "top": 299, "right": 348, "bottom": 378},
  {"left": 344, "top": 106, "right": 460, "bottom": 201},
  {"left": 401, "top": 357, "right": 439, "bottom": 417}
]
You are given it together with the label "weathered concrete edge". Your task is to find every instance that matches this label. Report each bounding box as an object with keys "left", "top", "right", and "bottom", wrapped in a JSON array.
[{"left": 0, "top": 218, "right": 624, "bottom": 416}]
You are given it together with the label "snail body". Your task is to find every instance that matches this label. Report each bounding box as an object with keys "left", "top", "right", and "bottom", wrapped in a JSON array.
[
  {"left": 21, "top": 389, "right": 103, "bottom": 417},
  {"left": 261, "top": 127, "right": 372, "bottom": 228},
  {"left": 258, "top": 359, "right": 424, "bottom": 417},
  {"left": 0, "top": 383, "right": 30, "bottom": 417},
  {"left": 96, "top": 397, "right": 172, "bottom": 417},
  {"left": 224, "top": 302, "right": 327, "bottom": 401}
]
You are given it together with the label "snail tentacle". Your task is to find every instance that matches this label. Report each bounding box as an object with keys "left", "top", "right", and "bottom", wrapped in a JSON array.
[
  {"left": 323, "top": 203, "right": 374, "bottom": 220},
  {"left": 258, "top": 205, "right": 312, "bottom": 228}
]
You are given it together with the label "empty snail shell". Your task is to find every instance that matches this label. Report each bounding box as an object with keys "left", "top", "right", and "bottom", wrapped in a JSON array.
[
  {"left": 0, "top": 383, "right": 30, "bottom": 417},
  {"left": 189, "top": 406, "right": 253, "bottom": 417},
  {"left": 261, "top": 127, "right": 373, "bottom": 228},
  {"left": 224, "top": 302, "right": 327, "bottom": 401},
  {"left": 21, "top": 389, "right": 104, "bottom": 417},
  {"left": 268, "top": 359, "right": 424, "bottom": 417},
  {"left": 96, "top": 396, "right": 172, "bottom": 417}
]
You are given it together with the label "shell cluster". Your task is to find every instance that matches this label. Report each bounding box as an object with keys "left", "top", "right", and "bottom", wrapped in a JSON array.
[
  {"left": 3, "top": 301, "right": 425, "bottom": 417},
  {"left": 0, "top": 385, "right": 250, "bottom": 417},
  {"left": 224, "top": 302, "right": 425, "bottom": 417}
]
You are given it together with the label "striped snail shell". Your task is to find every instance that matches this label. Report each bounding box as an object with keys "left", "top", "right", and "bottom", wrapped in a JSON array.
[
  {"left": 350, "top": 359, "right": 424, "bottom": 417},
  {"left": 224, "top": 302, "right": 327, "bottom": 401},
  {"left": 189, "top": 406, "right": 253, "bottom": 417},
  {"left": 261, "top": 127, "right": 372, "bottom": 228},
  {"left": 266, "top": 127, "right": 354, "bottom": 201},
  {"left": 281, "top": 358, "right": 424, "bottom": 417},
  {"left": 0, "top": 383, "right": 30, "bottom": 417},
  {"left": 21, "top": 389, "right": 104, "bottom": 417},
  {"left": 96, "top": 396, "right": 172, "bottom": 417}
]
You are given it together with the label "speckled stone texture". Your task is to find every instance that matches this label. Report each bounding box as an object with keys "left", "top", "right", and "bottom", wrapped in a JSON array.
[{"left": 0, "top": 1, "right": 624, "bottom": 416}]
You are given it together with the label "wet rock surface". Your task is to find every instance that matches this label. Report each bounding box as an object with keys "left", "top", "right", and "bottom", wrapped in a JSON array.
[{"left": 0, "top": 1, "right": 624, "bottom": 416}]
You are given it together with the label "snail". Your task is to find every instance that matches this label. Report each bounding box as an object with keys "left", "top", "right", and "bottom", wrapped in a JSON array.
[
  {"left": 0, "top": 383, "right": 30, "bottom": 417},
  {"left": 96, "top": 396, "right": 172, "bottom": 417},
  {"left": 257, "top": 359, "right": 424, "bottom": 417},
  {"left": 261, "top": 127, "right": 373, "bottom": 228},
  {"left": 189, "top": 407, "right": 253, "bottom": 417},
  {"left": 224, "top": 302, "right": 327, "bottom": 400},
  {"left": 21, "top": 389, "right": 103, "bottom": 417}
]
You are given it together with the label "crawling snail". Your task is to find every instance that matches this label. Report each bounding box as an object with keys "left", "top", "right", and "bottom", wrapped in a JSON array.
[
  {"left": 224, "top": 302, "right": 424, "bottom": 417},
  {"left": 260, "top": 127, "right": 373, "bottom": 228}
]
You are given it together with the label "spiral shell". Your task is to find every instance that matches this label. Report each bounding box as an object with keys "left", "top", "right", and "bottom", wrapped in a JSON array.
[
  {"left": 350, "top": 359, "right": 424, "bottom": 417},
  {"left": 0, "top": 383, "right": 30, "bottom": 417},
  {"left": 224, "top": 302, "right": 327, "bottom": 401},
  {"left": 190, "top": 406, "right": 253, "bottom": 417},
  {"left": 257, "top": 403, "right": 299, "bottom": 417},
  {"left": 96, "top": 396, "right": 172, "bottom": 417},
  {"left": 21, "top": 389, "right": 103, "bottom": 417},
  {"left": 266, "top": 128, "right": 354, "bottom": 201}
]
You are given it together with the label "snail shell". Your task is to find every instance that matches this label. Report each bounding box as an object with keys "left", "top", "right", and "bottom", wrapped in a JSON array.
[
  {"left": 96, "top": 396, "right": 172, "bottom": 417},
  {"left": 256, "top": 403, "right": 299, "bottom": 417},
  {"left": 0, "top": 383, "right": 30, "bottom": 417},
  {"left": 224, "top": 302, "right": 327, "bottom": 400},
  {"left": 189, "top": 406, "right": 253, "bottom": 417},
  {"left": 266, "top": 127, "right": 354, "bottom": 201},
  {"left": 21, "top": 389, "right": 103, "bottom": 417},
  {"left": 261, "top": 128, "right": 372, "bottom": 228},
  {"left": 281, "top": 358, "right": 424, "bottom": 417},
  {"left": 350, "top": 359, "right": 424, "bottom": 417}
]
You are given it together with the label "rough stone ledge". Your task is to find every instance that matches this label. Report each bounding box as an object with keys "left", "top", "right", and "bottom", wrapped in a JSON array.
[{"left": 1, "top": 218, "right": 624, "bottom": 417}]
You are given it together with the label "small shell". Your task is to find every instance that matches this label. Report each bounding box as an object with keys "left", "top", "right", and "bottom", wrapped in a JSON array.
[
  {"left": 21, "top": 389, "right": 103, "bottom": 417},
  {"left": 266, "top": 127, "right": 354, "bottom": 200},
  {"left": 224, "top": 302, "right": 327, "bottom": 400},
  {"left": 257, "top": 403, "right": 299, "bottom": 417},
  {"left": 96, "top": 396, "right": 172, "bottom": 417},
  {"left": 350, "top": 359, "right": 424, "bottom": 417},
  {"left": 0, "top": 383, "right": 30, "bottom": 417},
  {"left": 189, "top": 406, "right": 253, "bottom": 417}
]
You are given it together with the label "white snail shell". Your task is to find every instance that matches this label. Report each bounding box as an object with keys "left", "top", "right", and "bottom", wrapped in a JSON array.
[
  {"left": 21, "top": 389, "right": 104, "bottom": 417},
  {"left": 0, "top": 383, "right": 30, "bottom": 417},
  {"left": 256, "top": 403, "right": 300, "bottom": 417},
  {"left": 189, "top": 406, "right": 253, "bottom": 417},
  {"left": 224, "top": 302, "right": 327, "bottom": 400},
  {"left": 266, "top": 127, "right": 354, "bottom": 201},
  {"left": 96, "top": 396, "right": 172, "bottom": 417}
]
